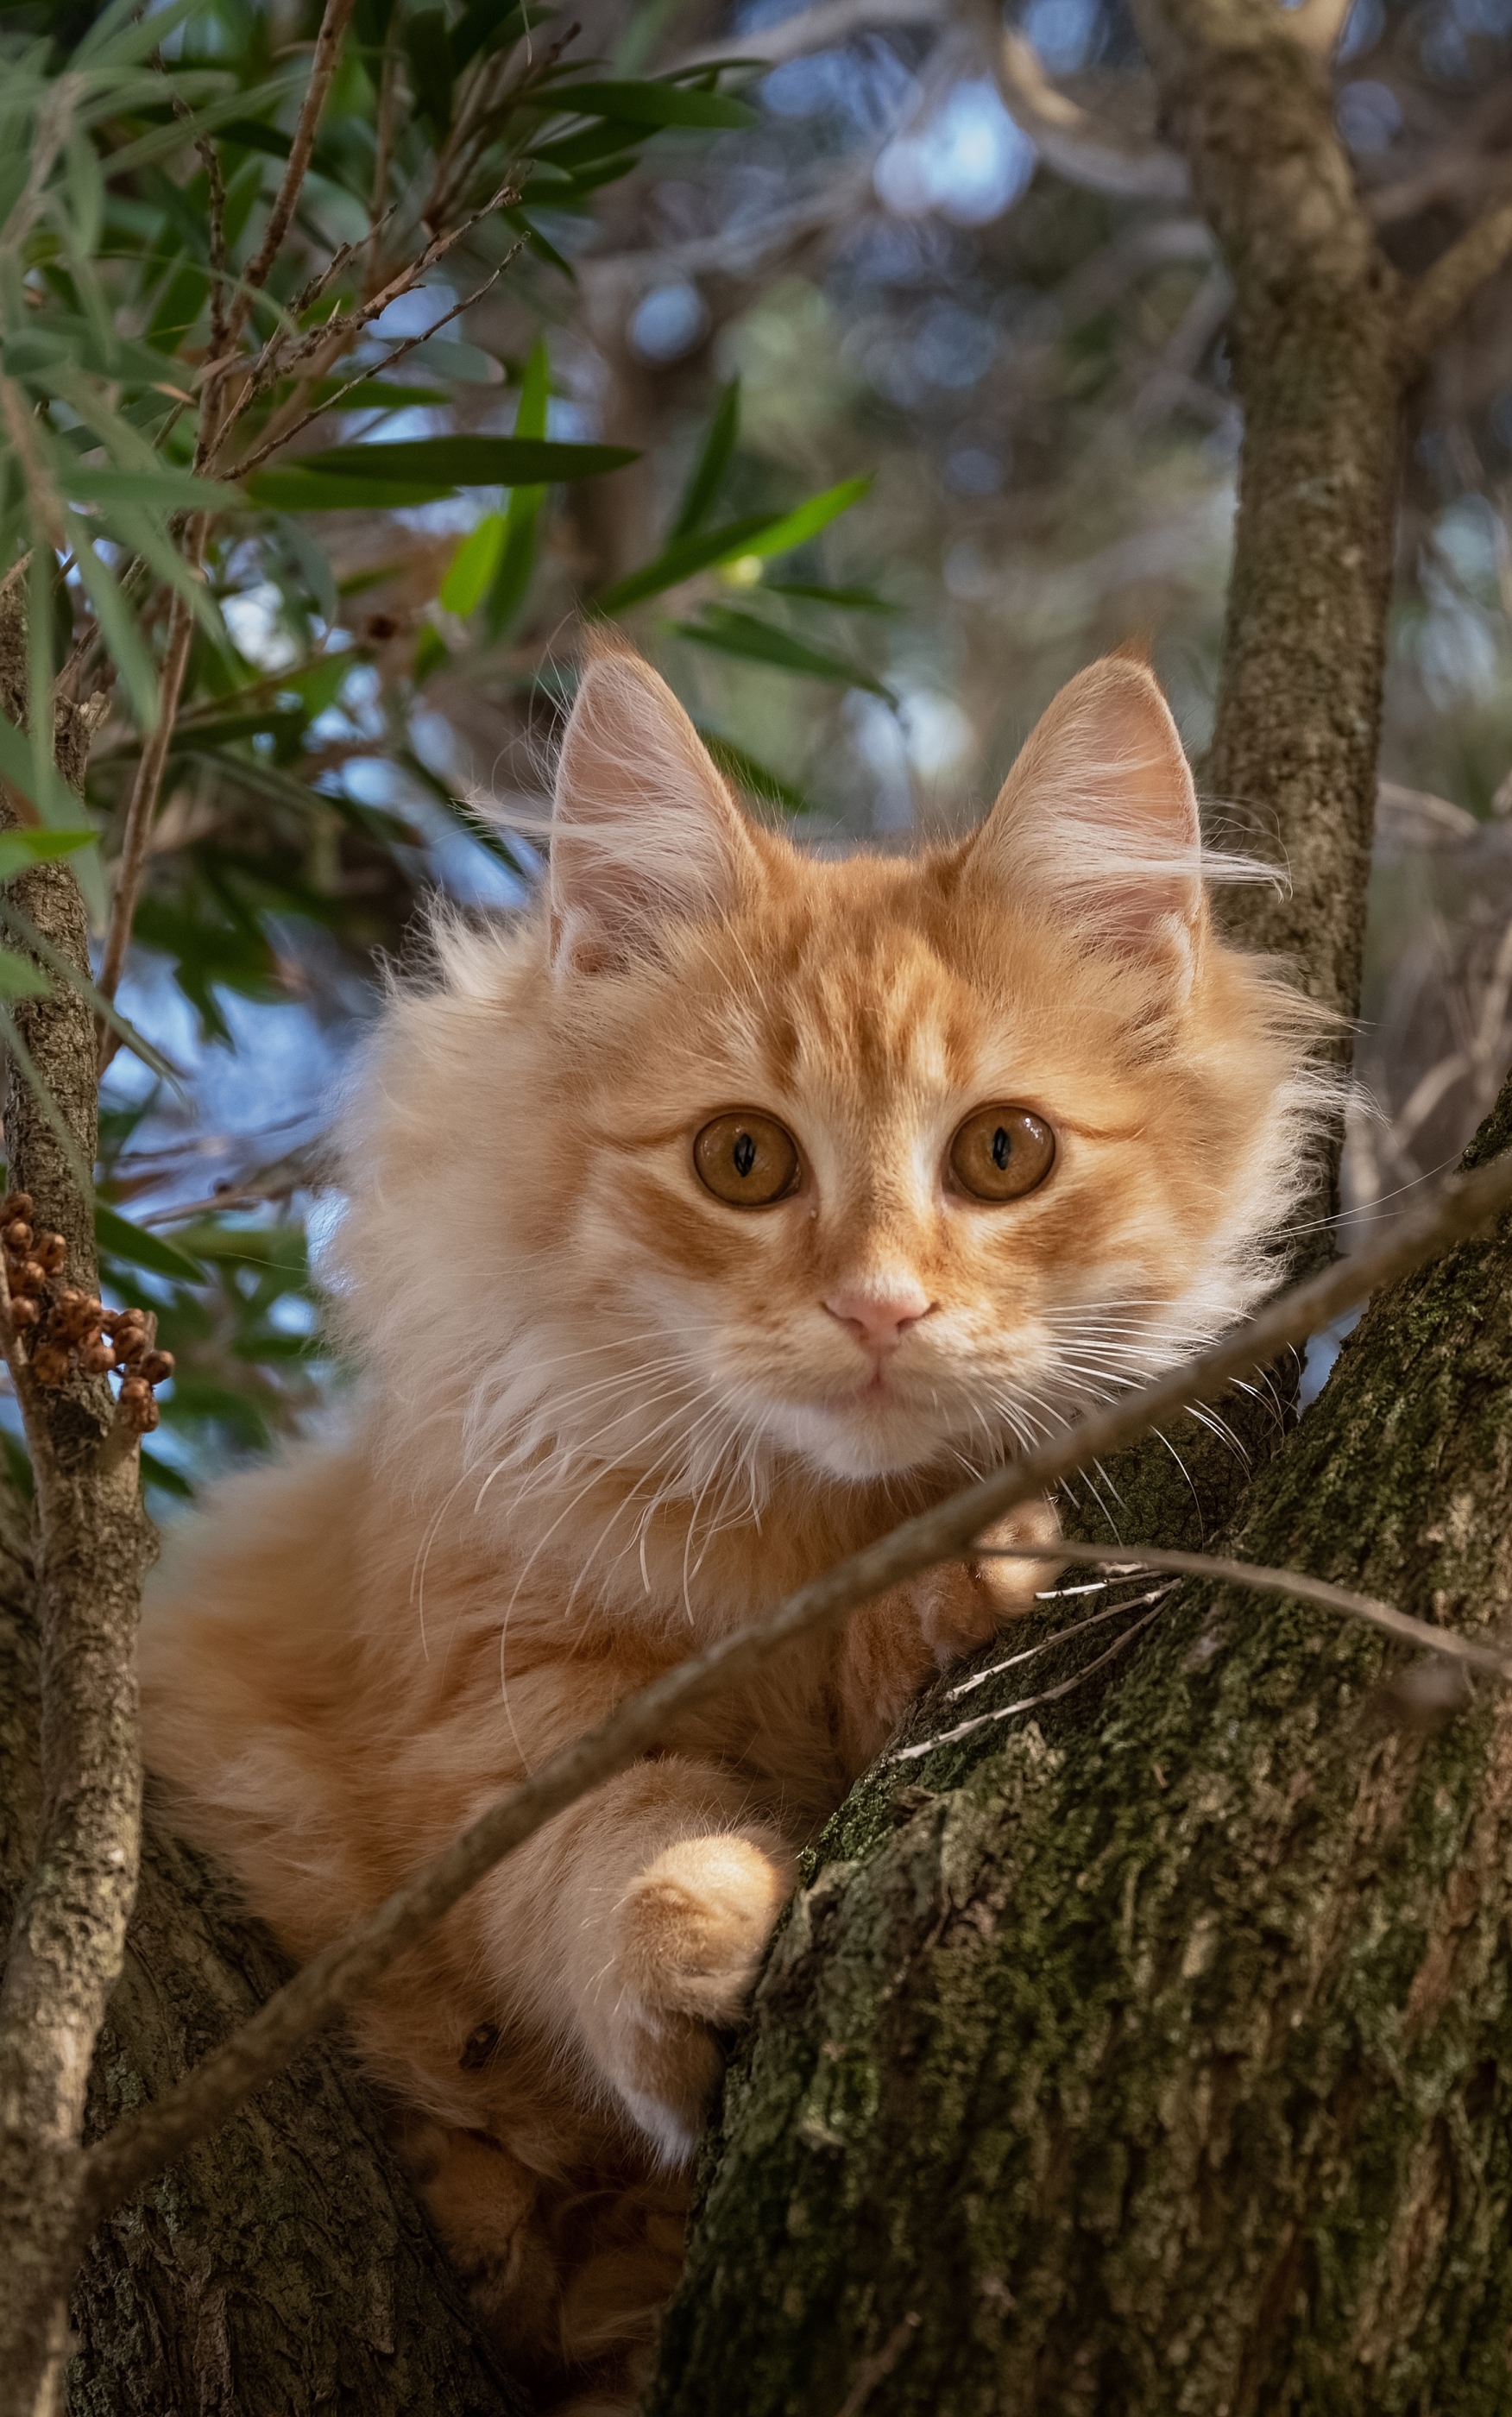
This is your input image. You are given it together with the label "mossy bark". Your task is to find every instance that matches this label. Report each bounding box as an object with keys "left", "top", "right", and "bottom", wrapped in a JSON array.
[{"left": 648, "top": 1082, "right": 1512, "bottom": 2417}]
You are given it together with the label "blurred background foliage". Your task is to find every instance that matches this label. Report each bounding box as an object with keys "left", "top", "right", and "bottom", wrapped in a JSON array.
[{"left": 0, "top": 0, "right": 1509, "bottom": 1492}]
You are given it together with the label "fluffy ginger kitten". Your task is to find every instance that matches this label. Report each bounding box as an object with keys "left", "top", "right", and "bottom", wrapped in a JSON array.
[{"left": 142, "top": 643, "right": 1314, "bottom": 2412}]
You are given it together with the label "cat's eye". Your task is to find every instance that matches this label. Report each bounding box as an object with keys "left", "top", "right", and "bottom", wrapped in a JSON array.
[
  {"left": 694, "top": 1111, "right": 801, "bottom": 1208},
  {"left": 948, "top": 1105, "right": 1055, "bottom": 1202}
]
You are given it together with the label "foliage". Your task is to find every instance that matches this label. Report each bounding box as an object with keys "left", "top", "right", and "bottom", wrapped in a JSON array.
[{"left": 0, "top": 0, "right": 889, "bottom": 1491}]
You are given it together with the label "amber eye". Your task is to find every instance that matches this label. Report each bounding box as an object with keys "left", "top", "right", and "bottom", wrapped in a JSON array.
[
  {"left": 694, "top": 1111, "right": 801, "bottom": 1208},
  {"left": 948, "top": 1105, "right": 1055, "bottom": 1202}
]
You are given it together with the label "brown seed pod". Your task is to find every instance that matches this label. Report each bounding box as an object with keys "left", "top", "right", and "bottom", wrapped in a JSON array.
[
  {"left": 140, "top": 1350, "right": 174, "bottom": 1387},
  {"left": 3, "top": 1221, "right": 33, "bottom": 1254},
  {"left": 36, "top": 1232, "right": 65, "bottom": 1276},
  {"left": 118, "top": 1374, "right": 155, "bottom": 1432},
  {"left": 12, "top": 1261, "right": 45, "bottom": 1297},
  {"left": 30, "top": 1342, "right": 70, "bottom": 1386},
  {"left": 82, "top": 1339, "right": 116, "bottom": 1374},
  {"left": 9, "top": 1297, "right": 38, "bottom": 1330},
  {"left": 114, "top": 1328, "right": 148, "bottom": 1367},
  {"left": 0, "top": 1192, "right": 32, "bottom": 1225},
  {"left": 54, "top": 1290, "right": 92, "bottom": 1341}
]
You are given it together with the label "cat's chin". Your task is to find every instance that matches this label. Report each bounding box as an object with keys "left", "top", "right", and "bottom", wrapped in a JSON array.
[{"left": 775, "top": 1401, "right": 948, "bottom": 1484}]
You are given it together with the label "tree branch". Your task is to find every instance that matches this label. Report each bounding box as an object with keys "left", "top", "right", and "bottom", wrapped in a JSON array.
[
  {"left": 0, "top": 594, "right": 157, "bottom": 2417},
  {"left": 79, "top": 1145, "right": 1512, "bottom": 2231},
  {"left": 222, "top": 0, "right": 358, "bottom": 355},
  {"left": 969, "top": 1543, "right": 1512, "bottom": 1682},
  {"left": 1400, "top": 196, "right": 1512, "bottom": 376}
]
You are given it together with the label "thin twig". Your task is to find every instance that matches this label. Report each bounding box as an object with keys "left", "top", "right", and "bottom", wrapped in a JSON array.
[
  {"left": 222, "top": 0, "right": 359, "bottom": 354},
  {"left": 230, "top": 250, "right": 517, "bottom": 479},
  {"left": 970, "top": 1543, "right": 1512, "bottom": 1681},
  {"left": 211, "top": 185, "right": 517, "bottom": 469},
  {"left": 1400, "top": 196, "right": 1512, "bottom": 375},
  {"left": 93, "top": 557, "right": 202, "bottom": 1051},
  {"left": 78, "top": 1145, "right": 1512, "bottom": 2227}
]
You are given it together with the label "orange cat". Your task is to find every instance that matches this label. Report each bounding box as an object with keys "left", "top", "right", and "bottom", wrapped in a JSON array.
[{"left": 141, "top": 645, "right": 1320, "bottom": 2411}]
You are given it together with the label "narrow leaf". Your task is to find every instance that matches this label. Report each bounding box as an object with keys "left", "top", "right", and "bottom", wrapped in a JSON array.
[
  {"left": 0, "top": 949, "right": 49, "bottom": 999},
  {"left": 696, "top": 729, "right": 809, "bottom": 814},
  {"left": 546, "top": 79, "right": 758, "bottom": 129},
  {"left": 276, "top": 437, "right": 638, "bottom": 486},
  {"left": 671, "top": 608, "right": 892, "bottom": 698},
  {"left": 736, "top": 476, "right": 872, "bottom": 561},
  {"left": 671, "top": 381, "right": 740, "bottom": 540},
  {"left": 595, "top": 513, "right": 790, "bottom": 615},
  {"left": 440, "top": 514, "right": 507, "bottom": 616},
  {"left": 96, "top": 1201, "right": 205, "bottom": 1283},
  {"left": 0, "top": 827, "right": 98, "bottom": 880}
]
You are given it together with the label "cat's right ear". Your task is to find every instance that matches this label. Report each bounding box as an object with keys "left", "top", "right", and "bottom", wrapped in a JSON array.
[
  {"left": 966, "top": 654, "right": 1207, "bottom": 995},
  {"left": 549, "top": 650, "right": 756, "bottom": 978}
]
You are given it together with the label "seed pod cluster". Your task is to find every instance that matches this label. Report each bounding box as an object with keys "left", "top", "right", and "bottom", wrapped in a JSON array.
[{"left": 0, "top": 1190, "right": 174, "bottom": 1431}]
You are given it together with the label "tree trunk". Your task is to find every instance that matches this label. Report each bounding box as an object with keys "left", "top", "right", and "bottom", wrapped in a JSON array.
[
  {"left": 648, "top": 1075, "right": 1512, "bottom": 2417},
  {"left": 0, "top": 1541, "right": 521, "bottom": 2417}
]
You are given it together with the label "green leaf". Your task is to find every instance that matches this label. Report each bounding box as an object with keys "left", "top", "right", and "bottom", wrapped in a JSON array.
[
  {"left": 219, "top": 118, "right": 293, "bottom": 160},
  {"left": 61, "top": 464, "right": 240, "bottom": 512},
  {"left": 141, "top": 1450, "right": 195, "bottom": 1499},
  {"left": 696, "top": 729, "right": 809, "bottom": 813},
  {"left": 66, "top": 513, "right": 159, "bottom": 730},
  {"left": 595, "top": 513, "right": 792, "bottom": 615},
  {"left": 413, "top": 624, "right": 449, "bottom": 684},
  {"left": 501, "top": 207, "right": 575, "bottom": 279},
  {"left": 0, "top": 826, "right": 98, "bottom": 880},
  {"left": 97, "top": 1202, "right": 205, "bottom": 1283},
  {"left": 764, "top": 579, "right": 899, "bottom": 614},
  {"left": 671, "top": 608, "right": 893, "bottom": 697},
  {"left": 452, "top": 0, "right": 526, "bottom": 68},
  {"left": 246, "top": 470, "right": 455, "bottom": 511},
  {"left": 736, "top": 476, "right": 872, "bottom": 561},
  {"left": 253, "top": 437, "right": 637, "bottom": 493},
  {"left": 405, "top": 8, "right": 454, "bottom": 136},
  {"left": 671, "top": 380, "right": 740, "bottom": 540},
  {"left": 0, "top": 948, "right": 49, "bottom": 999},
  {"left": 546, "top": 79, "right": 758, "bottom": 129},
  {"left": 440, "top": 514, "right": 506, "bottom": 616},
  {"left": 485, "top": 337, "right": 550, "bottom": 638}
]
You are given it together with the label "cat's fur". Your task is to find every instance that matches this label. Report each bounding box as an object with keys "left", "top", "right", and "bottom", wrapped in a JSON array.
[{"left": 142, "top": 645, "right": 1320, "bottom": 2411}]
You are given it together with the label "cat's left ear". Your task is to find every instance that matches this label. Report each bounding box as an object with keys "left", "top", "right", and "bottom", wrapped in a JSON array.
[
  {"left": 550, "top": 647, "right": 757, "bottom": 977},
  {"left": 967, "top": 655, "right": 1206, "bottom": 994}
]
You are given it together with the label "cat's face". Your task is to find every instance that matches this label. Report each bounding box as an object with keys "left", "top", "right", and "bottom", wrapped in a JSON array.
[{"left": 466, "top": 649, "right": 1314, "bottom": 1492}]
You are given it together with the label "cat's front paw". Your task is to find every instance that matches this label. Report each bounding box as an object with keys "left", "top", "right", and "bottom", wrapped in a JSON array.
[
  {"left": 915, "top": 1497, "right": 1064, "bottom": 1663},
  {"left": 596, "top": 1832, "right": 792, "bottom": 2164}
]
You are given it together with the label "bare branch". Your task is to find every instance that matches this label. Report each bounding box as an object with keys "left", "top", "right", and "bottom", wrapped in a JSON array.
[
  {"left": 968, "top": 1543, "right": 1512, "bottom": 1682},
  {"left": 222, "top": 0, "right": 358, "bottom": 355},
  {"left": 1400, "top": 197, "right": 1512, "bottom": 376},
  {"left": 991, "top": 30, "right": 1188, "bottom": 201},
  {"left": 675, "top": 0, "right": 939, "bottom": 71},
  {"left": 229, "top": 251, "right": 516, "bottom": 481},
  {"left": 93, "top": 545, "right": 204, "bottom": 1049},
  {"left": 79, "top": 1145, "right": 1512, "bottom": 2228}
]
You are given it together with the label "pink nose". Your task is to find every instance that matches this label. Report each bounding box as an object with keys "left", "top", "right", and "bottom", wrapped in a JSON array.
[{"left": 824, "top": 1284, "right": 933, "bottom": 1351}]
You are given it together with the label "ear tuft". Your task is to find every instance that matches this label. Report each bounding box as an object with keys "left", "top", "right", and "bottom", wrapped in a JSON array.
[
  {"left": 970, "top": 656, "right": 1205, "bottom": 992},
  {"left": 550, "top": 647, "right": 754, "bottom": 977}
]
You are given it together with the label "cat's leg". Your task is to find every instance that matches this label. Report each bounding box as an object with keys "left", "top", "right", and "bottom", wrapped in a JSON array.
[{"left": 484, "top": 1754, "right": 793, "bottom": 2166}]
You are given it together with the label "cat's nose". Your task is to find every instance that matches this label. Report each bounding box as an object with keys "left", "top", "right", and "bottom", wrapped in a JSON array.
[{"left": 824, "top": 1284, "right": 934, "bottom": 1351}]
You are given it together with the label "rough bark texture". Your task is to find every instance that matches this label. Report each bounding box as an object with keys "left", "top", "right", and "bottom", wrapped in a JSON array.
[
  {"left": 0, "top": 1549, "right": 524, "bottom": 2417},
  {"left": 0, "top": 580, "right": 162, "bottom": 2415},
  {"left": 649, "top": 1077, "right": 1512, "bottom": 2417}
]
